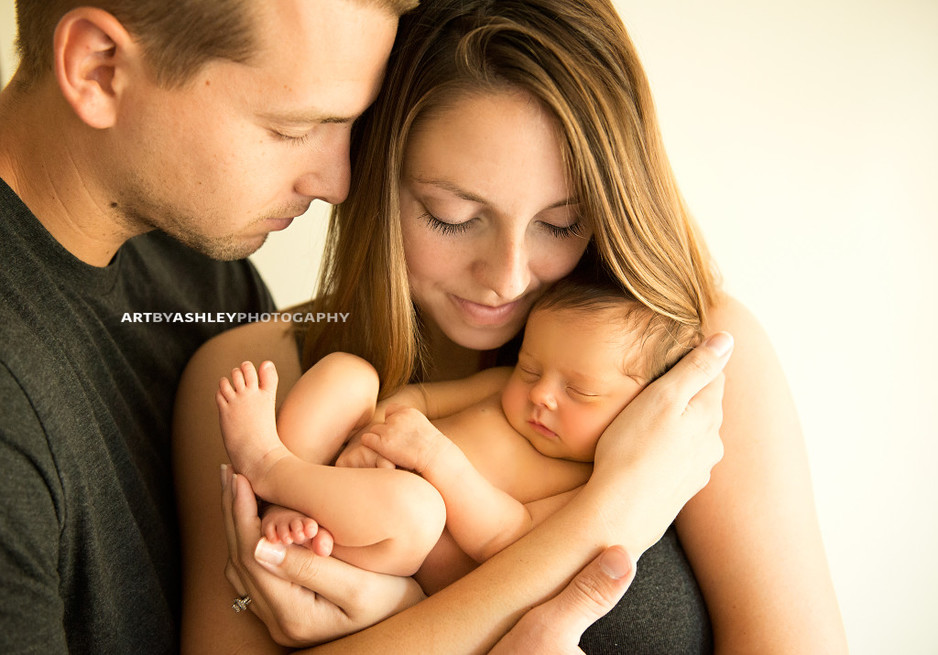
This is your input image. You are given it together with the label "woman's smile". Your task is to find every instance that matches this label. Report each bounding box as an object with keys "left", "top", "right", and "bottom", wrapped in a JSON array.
[{"left": 449, "top": 294, "right": 525, "bottom": 327}]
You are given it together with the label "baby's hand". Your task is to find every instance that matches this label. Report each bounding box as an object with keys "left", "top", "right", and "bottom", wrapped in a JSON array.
[
  {"left": 360, "top": 406, "right": 448, "bottom": 475},
  {"left": 334, "top": 431, "right": 397, "bottom": 469},
  {"left": 373, "top": 386, "right": 427, "bottom": 422},
  {"left": 261, "top": 504, "right": 332, "bottom": 556}
]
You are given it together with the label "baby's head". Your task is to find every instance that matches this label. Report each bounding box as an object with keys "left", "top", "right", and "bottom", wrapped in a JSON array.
[{"left": 500, "top": 273, "right": 701, "bottom": 462}]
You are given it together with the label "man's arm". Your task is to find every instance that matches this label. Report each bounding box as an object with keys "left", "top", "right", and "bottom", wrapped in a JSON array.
[{"left": 0, "top": 365, "right": 68, "bottom": 653}]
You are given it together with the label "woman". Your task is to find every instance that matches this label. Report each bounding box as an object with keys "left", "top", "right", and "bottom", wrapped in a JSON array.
[{"left": 173, "top": 0, "right": 846, "bottom": 652}]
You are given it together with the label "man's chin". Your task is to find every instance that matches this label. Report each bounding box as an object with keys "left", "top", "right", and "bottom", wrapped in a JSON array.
[{"left": 180, "top": 232, "right": 268, "bottom": 261}]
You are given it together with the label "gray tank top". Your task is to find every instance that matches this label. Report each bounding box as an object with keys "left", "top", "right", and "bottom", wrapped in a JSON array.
[{"left": 580, "top": 524, "right": 713, "bottom": 653}]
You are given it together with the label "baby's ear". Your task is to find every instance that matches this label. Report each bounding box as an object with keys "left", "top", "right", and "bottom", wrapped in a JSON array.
[{"left": 54, "top": 7, "right": 137, "bottom": 129}]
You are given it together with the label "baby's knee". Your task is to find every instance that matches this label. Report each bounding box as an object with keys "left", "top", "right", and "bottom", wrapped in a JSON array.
[
  {"left": 390, "top": 474, "right": 446, "bottom": 566},
  {"left": 316, "top": 352, "right": 379, "bottom": 400}
]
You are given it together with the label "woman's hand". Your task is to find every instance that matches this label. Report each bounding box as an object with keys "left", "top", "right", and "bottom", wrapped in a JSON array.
[
  {"left": 490, "top": 546, "right": 636, "bottom": 654},
  {"left": 587, "top": 332, "right": 732, "bottom": 554},
  {"left": 220, "top": 467, "right": 425, "bottom": 647}
]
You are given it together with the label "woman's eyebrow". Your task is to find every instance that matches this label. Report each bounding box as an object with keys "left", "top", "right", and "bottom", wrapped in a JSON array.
[
  {"left": 412, "top": 177, "right": 486, "bottom": 203},
  {"left": 413, "top": 177, "right": 577, "bottom": 209}
]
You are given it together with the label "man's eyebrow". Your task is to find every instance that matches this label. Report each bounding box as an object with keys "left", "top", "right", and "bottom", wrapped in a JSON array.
[
  {"left": 413, "top": 177, "right": 577, "bottom": 209},
  {"left": 260, "top": 110, "right": 356, "bottom": 126}
]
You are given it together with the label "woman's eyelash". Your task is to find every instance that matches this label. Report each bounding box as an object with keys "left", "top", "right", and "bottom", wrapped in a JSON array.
[
  {"left": 422, "top": 213, "right": 584, "bottom": 240},
  {"left": 544, "top": 221, "right": 583, "bottom": 239},
  {"left": 421, "top": 212, "right": 471, "bottom": 235}
]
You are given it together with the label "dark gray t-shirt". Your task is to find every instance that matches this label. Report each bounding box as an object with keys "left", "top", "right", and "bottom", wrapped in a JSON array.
[
  {"left": 580, "top": 524, "right": 713, "bottom": 653},
  {"left": 0, "top": 179, "right": 274, "bottom": 654}
]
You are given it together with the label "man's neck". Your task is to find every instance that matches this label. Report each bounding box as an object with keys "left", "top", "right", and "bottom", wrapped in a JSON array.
[{"left": 0, "top": 75, "right": 142, "bottom": 267}]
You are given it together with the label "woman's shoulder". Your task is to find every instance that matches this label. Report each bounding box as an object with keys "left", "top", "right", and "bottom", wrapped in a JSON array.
[
  {"left": 705, "top": 292, "right": 780, "bottom": 379},
  {"left": 179, "top": 319, "right": 304, "bottom": 397},
  {"left": 706, "top": 292, "right": 761, "bottom": 336}
]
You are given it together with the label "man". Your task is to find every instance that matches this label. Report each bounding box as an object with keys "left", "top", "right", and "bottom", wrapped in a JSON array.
[
  {"left": 0, "top": 1, "right": 642, "bottom": 653},
  {"left": 0, "top": 1, "right": 402, "bottom": 652}
]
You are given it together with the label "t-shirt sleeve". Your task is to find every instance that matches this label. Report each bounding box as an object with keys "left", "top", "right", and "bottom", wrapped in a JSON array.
[{"left": 0, "top": 363, "right": 68, "bottom": 654}]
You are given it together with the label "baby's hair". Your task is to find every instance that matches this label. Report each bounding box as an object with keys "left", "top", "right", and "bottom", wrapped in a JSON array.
[{"left": 531, "top": 269, "right": 702, "bottom": 382}]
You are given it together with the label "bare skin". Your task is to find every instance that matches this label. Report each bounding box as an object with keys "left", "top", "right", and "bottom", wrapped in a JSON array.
[
  {"left": 216, "top": 361, "right": 290, "bottom": 492},
  {"left": 216, "top": 359, "right": 445, "bottom": 578}
]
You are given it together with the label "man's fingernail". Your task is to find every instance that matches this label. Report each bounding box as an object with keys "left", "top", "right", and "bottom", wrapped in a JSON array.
[
  {"left": 599, "top": 547, "right": 634, "bottom": 580},
  {"left": 703, "top": 332, "right": 733, "bottom": 357},
  {"left": 255, "top": 538, "right": 286, "bottom": 566}
]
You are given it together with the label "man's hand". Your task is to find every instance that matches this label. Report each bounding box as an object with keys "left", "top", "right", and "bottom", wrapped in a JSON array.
[{"left": 490, "top": 546, "right": 636, "bottom": 654}]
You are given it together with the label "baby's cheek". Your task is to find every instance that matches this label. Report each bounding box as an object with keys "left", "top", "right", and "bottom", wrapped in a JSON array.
[{"left": 500, "top": 385, "right": 528, "bottom": 433}]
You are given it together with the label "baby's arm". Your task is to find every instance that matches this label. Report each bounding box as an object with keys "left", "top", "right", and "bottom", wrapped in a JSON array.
[
  {"left": 362, "top": 406, "right": 533, "bottom": 562},
  {"left": 411, "top": 366, "right": 513, "bottom": 419},
  {"left": 338, "top": 367, "right": 513, "bottom": 467}
]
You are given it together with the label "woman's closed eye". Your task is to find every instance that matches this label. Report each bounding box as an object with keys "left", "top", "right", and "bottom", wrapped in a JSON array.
[
  {"left": 540, "top": 220, "right": 585, "bottom": 239},
  {"left": 421, "top": 211, "right": 585, "bottom": 240},
  {"left": 421, "top": 211, "right": 474, "bottom": 236}
]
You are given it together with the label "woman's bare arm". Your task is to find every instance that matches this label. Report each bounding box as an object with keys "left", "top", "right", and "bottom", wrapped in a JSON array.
[
  {"left": 174, "top": 320, "right": 302, "bottom": 654},
  {"left": 676, "top": 295, "right": 847, "bottom": 653},
  {"left": 208, "top": 333, "right": 730, "bottom": 652}
]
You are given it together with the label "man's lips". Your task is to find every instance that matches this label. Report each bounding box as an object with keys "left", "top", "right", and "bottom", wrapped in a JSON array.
[{"left": 265, "top": 216, "right": 296, "bottom": 231}]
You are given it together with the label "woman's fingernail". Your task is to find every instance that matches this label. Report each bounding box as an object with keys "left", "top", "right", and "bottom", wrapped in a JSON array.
[
  {"left": 599, "top": 546, "right": 634, "bottom": 580},
  {"left": 703, "top": 332, "right": 733, "bottom": 357},
  {"left": 255, "top": 538, "right": 286, "bottom": 566},
  {"left": 220, "top": 464, "right": 228, "bottom": 488}
]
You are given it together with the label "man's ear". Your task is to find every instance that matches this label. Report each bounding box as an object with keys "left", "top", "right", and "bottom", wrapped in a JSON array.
[{"left": 54, "top": 8, "right": 138, "bottom": 129}]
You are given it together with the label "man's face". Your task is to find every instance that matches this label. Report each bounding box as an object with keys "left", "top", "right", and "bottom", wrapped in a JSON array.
[{"left": 109, "top": 0, "right": 397, "bottom": 259}]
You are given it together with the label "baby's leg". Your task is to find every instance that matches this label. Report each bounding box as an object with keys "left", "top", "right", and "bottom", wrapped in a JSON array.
[
  {"left": 217, "top": 361, "right": 445, "bottom": 577},
  {"left": 277, "top": 352, "right": 380, "bottom": 464},
  {"left": 216, "top": 360, "right": 290, "bottom": 491}
]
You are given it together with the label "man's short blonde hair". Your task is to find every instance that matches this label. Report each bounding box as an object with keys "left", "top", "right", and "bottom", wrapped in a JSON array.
[{"left": 14, "top": 0, "right": 418, "bottom": 88}]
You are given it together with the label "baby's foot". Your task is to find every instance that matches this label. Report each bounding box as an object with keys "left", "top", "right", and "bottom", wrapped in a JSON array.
[
  {"left": 216, "top": 361, "right": 289, "bottom": 492},
  {"left": 262, "top": 505, "right": 320, "bottom": 546}
]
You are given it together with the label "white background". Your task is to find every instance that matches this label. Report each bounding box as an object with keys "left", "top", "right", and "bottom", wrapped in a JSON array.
[{"left": 3, "top": 2, "right": 936, "bottom": 652}]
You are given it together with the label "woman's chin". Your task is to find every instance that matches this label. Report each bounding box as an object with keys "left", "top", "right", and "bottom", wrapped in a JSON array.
[{"left": 446, "top": 323, "right": 520, "bottom": 353}]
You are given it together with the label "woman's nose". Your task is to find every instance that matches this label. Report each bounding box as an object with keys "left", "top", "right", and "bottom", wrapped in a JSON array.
[{"left": 476, "top": 233, "right": 531, "bottom": 301}]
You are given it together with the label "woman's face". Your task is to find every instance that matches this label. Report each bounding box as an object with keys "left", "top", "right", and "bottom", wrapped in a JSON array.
[{"left": 400, "top": 90, "right": 591, "bottom": 351}]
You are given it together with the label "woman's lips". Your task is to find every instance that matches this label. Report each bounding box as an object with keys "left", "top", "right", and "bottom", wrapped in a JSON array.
[{"left": 450, "top": 295, "right": 522, "bottom": 327}]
